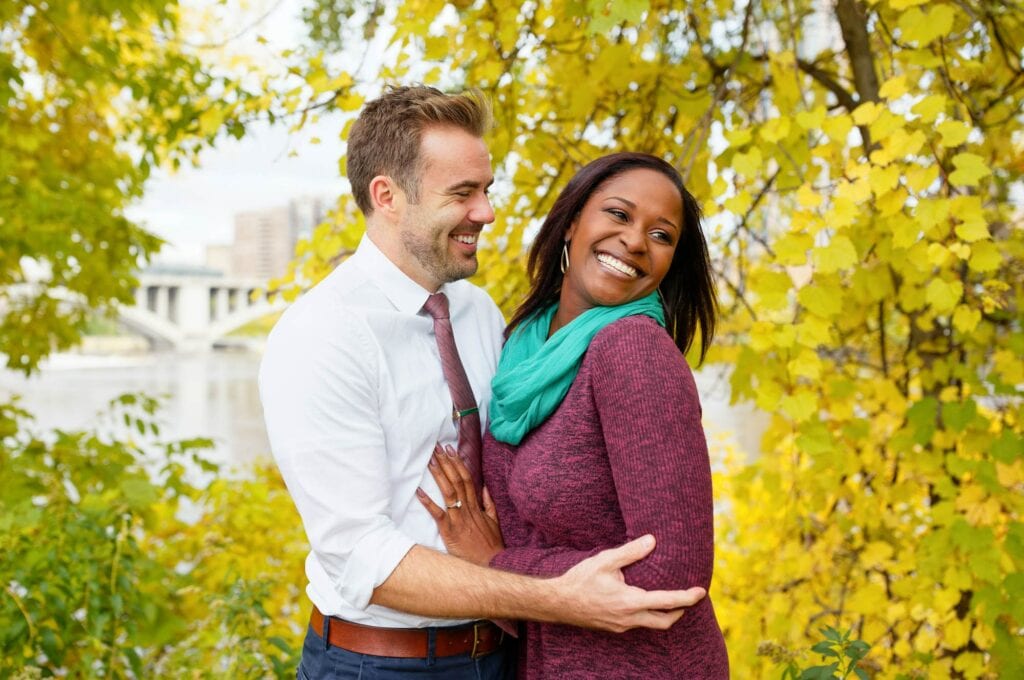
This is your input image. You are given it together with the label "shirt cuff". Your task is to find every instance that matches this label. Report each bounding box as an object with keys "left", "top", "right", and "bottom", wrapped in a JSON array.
[{"left": 338, "top": 526, "right": 417, "bottom": 610}]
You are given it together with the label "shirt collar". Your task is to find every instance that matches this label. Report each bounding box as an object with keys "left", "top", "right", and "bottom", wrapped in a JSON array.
[{"left": 351, "top": 233, "right": 444, "bottom": 315}]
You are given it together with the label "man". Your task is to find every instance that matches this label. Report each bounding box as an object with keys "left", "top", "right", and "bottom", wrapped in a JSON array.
[{"left": 259, "top": 86, "right": 706, "bottom": 679}]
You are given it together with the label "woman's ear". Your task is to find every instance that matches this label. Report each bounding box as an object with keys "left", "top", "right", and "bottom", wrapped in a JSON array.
[{"left": 564, "top": 216, "right": 579, "bottom": 242}]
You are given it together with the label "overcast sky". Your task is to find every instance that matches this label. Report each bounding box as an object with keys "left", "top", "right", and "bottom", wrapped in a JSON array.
[{"left": 125, "top": 0, "right": 352, "bottom": 264}]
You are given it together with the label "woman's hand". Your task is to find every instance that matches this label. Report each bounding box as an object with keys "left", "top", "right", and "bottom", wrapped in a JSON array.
[{"left": 416, "top": 444, "right": 505, "bottom": 567}]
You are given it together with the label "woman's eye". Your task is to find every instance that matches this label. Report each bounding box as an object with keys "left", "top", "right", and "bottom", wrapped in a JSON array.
[
  {"left": 651, "top": 230, "right": 672, "bottom": 243},
  {"left": 607, "top": 208, "right": 628, "bottom": 221}
]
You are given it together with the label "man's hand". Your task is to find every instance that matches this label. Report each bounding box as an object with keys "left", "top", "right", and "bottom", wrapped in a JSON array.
[{"left": 548, "top": 535, "right": 706, "bottom": 633}]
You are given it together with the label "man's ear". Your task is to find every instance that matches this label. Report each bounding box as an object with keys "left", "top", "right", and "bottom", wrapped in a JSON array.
[{"left": 368, "top": 175, "right": 403, "bottom": 219}]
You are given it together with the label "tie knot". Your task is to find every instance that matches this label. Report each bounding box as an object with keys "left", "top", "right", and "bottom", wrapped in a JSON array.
[{"left": 423, "top": 292, "right": 450, "bottom": 320}]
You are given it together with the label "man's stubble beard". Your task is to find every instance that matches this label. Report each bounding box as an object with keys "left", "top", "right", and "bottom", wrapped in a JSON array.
[{"left": 399, "top": 218, "right": 478, "bottom": 285}]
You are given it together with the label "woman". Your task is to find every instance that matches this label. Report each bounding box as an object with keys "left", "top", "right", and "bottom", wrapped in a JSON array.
[{"left": 420, "top": 152, "right": 728, "bottom": 679}]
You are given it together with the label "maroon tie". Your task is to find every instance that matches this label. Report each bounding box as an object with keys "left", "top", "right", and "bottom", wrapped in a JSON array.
[
  {"left": 423, "top": 293, "right": 518, "bottom": 638},
  {"left": 423, "top": 292, "right": 483, "bottom": 491}
]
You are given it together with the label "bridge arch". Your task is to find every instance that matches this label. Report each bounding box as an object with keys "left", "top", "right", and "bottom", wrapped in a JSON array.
[{"left": 205, "top": 300, "right": 287, "bottom": 344}]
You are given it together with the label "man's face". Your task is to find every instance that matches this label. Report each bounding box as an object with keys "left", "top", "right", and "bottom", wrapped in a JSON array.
[{"left": 396, "top": 126, "right": 495, "bottom": 290}]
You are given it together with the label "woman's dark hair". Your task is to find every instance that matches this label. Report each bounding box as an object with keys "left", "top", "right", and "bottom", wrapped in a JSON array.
[{"left": 506, "top": 152, "right": 718, "bottom": 362}]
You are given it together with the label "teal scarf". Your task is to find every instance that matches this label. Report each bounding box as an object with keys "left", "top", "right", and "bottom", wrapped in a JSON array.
[{"left": 489, "top": 292, "right": 665, "bottom": 445}]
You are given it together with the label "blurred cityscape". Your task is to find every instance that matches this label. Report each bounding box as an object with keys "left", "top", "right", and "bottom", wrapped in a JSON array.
[{"left": 0, "top": 195, "right": 332, "bottom": 465}]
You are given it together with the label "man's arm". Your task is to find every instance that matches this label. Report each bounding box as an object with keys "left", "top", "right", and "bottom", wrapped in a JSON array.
[{"left": 371, "top": 537, "right": 706, "bottom": 633}]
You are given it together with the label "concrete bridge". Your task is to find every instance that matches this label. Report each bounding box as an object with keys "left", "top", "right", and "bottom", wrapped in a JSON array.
[{"left": 124, "top": 266, "right": 287, "bottom": 350}]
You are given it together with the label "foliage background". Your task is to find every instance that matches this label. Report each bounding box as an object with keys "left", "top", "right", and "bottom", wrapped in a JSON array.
[{"left": 2, "top": 0, "right": 1021, "bottom": 677}]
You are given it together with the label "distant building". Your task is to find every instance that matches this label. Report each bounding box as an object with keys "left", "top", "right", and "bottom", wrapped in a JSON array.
[
  {"left": 205, "top": 244, "right": 232, "bottom": 275},
  {"left": 229, "top": 198, "right": 328, "bottom": 281}
]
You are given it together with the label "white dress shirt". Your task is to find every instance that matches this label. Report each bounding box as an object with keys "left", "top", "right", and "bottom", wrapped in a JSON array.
[{"left": 259, "top": 234, "right": 506, "bottom": 628}]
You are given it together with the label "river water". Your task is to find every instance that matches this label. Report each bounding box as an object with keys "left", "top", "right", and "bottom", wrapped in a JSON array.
[{"left": 0, "top": 350, "right": 763, "bottom": 466}]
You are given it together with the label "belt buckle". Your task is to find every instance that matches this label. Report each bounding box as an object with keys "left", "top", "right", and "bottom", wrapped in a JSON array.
[{"left": 470, "top": 621, "right": 487, "bottom": 659}]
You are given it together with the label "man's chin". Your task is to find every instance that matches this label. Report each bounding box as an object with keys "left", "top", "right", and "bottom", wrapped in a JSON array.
[{"left": 444, "top": 260, "right": 478, "bottom": 283}]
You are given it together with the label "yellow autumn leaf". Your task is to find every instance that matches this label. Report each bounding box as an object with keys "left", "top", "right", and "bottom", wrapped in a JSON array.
[
  {"left": 827, "top": 196, "right": 859, "bottom": 228},
  {"left": 780, "top": 390, "right": 818, "bottom": 422},
  {"left": 954, "top": 219, "right": 990, "bottom": 243},
  {"left": 912, "top": 93, "right": 948, "bottom": 123},
  {"left": 968, "top": 240, "right": 1001, "bottom": 272},
  {"left": 952, "top": 305, "right": 981, "bottom": 333},
  {"left": 788, "top": 349, "right": 822, "bottom": 380},
  {"left": 773, "top": 324, "right": 796, "bottom": 348},
  {"left": 796, "top": 183, "right": 822, "bottom": 208},
  {"left": 869, "top": 164, "right": 901, "bottom": 197},
  {"left": 925, "top": 278, "right": 963, "bottom": 313},
  {"left": 799, "top": 284, "right": 843, "bottom": 317},
  {"left": 197, "top": 107, "right": 225, "bottom": 137},
  {"left": 861, "top": 541, "right": 895, "bottom": 568},
  {"left": 927, "top": 243, "right": 950, "bottom": 267},
  {"left": 899, "top": 5, "right": 955, "bottom": 45},
  {"left": 878, "top": 74, "right": 909, "bottom": 100},
  {"left": 870, "top": 110, "right": 904, "bottom": 140},
  {"left": 942, "top": 618, "right": 971, "bottom": 651},
  {"left": 849, "top": 582, "right": 887, "bottom": 614},
  {"left": 916, "top": 198, "right": 950, "bottom": 229},
  {"left": 836, "top": 174, "right": 872, "bottom": 202},
  {"left": 948, "top": 153, "right": 991, "bottom": 187},
  {"left": 795, "top": 106, "right": 826, "bottom": 130},
  {"left": 877, "top": 187, "right": 908, "bottom": 217},
  {"left": 937, "top": 119, "right": 971, "bottom": 147},
  {"left": 971, "top": 622, "right": 996, "bottom": 651},
  {"left": 813, "top": 235, "right": 858, "bottom": 273},
  {"left": 996, "top": 460, "right": 1023, "bottom": 488},
  {"left": 822, "top": 113, "right": 853, "bottom": 140},
  {"left": 774, "top": 232, "right": 814, "bottom": 265},
  {"left": 905, "top": 163, "right": 939, "bottom": 192},
  {"left": 852, "top": 101, "right": 883, "bottom": 126},
  {"left": 889, "top": 0, "right": 928, "bottom": 9},
  {"left": 732, "top": 148, "right": 762, "bottom": 176},
  {"left": 724, "top": 190, "right": 753, "bottom": 214},
  {"left": 752, "top": 270, "right": 793, "bottom": 310},
  {"left": 796, "top": 317, "right": 833, "bottom": 347},
  {"left": 725, "top": 127, "right": 752, "bottom": 147},
  {"left": 760, "top": 116, "right": 791, "bottom": 143},
  {"left": 948, "top": 243, "right": 970, "bottom": 260}
]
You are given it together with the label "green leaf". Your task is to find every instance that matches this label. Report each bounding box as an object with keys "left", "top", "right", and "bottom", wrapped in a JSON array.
[
  {"left": 801, "top": 664, "right": 839, "bottom": 680},
  {"left": 992, "top": 431, "right": 1022, "bottom": 463},
  {"left": 942, "top": 400, "right": 977, "bottom": 433},
  {"left": 907, "top": 398, "right": 938, "bottom": 445},
  {"left": 811, "top": 640, "right": 839, "bottom": 656}
]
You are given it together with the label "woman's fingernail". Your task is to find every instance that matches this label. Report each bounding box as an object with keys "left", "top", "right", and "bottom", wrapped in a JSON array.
[{"left": 415, "top": 487, "right": 426, "bottom": 497}]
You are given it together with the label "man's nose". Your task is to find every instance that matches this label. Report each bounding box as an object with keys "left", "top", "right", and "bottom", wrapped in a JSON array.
[{"left": 470, "top": 194, "right": 495, "bottom": 225}]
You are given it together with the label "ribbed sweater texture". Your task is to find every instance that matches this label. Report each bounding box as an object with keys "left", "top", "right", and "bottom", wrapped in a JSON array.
[{"left": 484, "top": 316, "right": 729, "bottom": 679}]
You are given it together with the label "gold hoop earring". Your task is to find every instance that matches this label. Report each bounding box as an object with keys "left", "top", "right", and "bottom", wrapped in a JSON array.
[{"left": 560, "top": 242, "right": 570, "bottom": 274}]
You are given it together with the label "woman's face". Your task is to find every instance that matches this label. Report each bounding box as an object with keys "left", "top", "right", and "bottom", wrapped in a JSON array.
[{"left": 561, "top": 167, "right": 683, "bottom": 314}]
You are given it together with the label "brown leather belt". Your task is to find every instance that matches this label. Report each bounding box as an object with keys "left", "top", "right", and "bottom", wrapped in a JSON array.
[{"left": 309, "top": 607, "right": 505, "bottom": 659}]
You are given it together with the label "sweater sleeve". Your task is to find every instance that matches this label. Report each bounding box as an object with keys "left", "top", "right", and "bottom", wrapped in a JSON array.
[
  {"left": 589, "top": 316, "right": 715, "bottom": 592},
  {"left": 490, "top": 546, "right": 602, "bottom": 578}
]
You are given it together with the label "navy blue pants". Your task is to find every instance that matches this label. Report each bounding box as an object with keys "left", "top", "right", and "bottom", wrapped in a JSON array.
[{"left": 296, "top": 623, "right": 516, "bottom": 680}]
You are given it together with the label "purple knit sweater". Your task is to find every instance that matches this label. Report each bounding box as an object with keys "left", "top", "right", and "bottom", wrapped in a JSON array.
[{"left": 484, "top": 315, "right": 729, "bottom": 679}]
